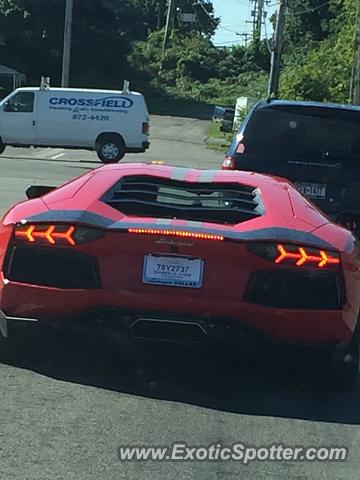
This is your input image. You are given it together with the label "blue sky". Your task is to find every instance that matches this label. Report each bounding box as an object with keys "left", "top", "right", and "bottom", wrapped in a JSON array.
[{"left": 211, "top": 0, "right": 276, "bottom": 46}]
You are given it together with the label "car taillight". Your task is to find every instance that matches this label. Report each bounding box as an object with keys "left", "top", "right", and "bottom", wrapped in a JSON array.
[
  {"left": 128, "top": 228, "right": 224, "bottom": 241},
  {"left": 142, "top": 122, "right": 149, "bottom": 135},
  {"left": 14, "top": 224, "right": 105, "bottom": 246},
  {"left": 222, "top": 156, "right": 236, "bottom": 170},
  {"left": 247, "top": 242, "right": 340, "bottom": 268}
]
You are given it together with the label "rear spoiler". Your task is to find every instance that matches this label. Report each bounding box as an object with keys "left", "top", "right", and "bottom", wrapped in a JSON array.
[{"left": 26, "top": 185, "right": 56, "bottom": 199}]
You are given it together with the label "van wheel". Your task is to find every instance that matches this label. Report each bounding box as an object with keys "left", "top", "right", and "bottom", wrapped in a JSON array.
[
  {"left": 0, "top": 142, "right": 6, "bottom": 155},
  {"left": 96, "top": 135, "right": 126, "bottom": 163}
]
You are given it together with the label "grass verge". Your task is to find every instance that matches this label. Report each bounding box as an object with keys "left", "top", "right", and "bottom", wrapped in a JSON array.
[{"left": 207, "top": 122, "right": 233, "bottom": 153}]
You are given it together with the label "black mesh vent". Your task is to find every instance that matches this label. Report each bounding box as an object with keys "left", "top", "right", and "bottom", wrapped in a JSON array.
[
  {"left": 101, "top": 175, "right": 263, "bottom": 225},
  {"left": 5, "top": 245, "right": 101, "bottom": 289},
  {"left": 244, "top": 270, "right": 345, "bottom": 310}
]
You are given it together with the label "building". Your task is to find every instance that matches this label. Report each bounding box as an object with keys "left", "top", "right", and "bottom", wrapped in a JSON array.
[{"left": 0, "top": 65, "right": 26, "bottom": 98}]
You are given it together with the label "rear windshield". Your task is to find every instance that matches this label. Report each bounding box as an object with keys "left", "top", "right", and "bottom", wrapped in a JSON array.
[{"left": 242, "top": 105, "right": 360, "bottom": 162}]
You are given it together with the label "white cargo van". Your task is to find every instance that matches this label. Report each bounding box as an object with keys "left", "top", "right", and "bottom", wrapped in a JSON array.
[{"left": 0, "top": 82, "right": 150, "bottom": 163}]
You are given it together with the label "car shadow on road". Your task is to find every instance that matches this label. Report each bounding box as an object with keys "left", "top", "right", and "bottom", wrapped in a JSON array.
[{"left": 1, "top": 327, "right": 359, "bottom": 425}]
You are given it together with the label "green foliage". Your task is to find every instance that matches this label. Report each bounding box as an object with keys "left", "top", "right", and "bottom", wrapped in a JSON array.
[
  {"left": 129, "top": 29, "right": 270, "bottom": 106},
  {"left": 0, "top": 0, "right": 21, "bottom": 14},
  {"left": 207, "top": 121, "right": 232, "bottom": 152},
  {"left": 165, "top": 73, "right": 267, "bottom": 106},
  {"left": 176, "top": 0, "right": 219, "bottom": 37},
  {"left": 3, "top": 0, "right": 356, "bottom": 109},
  {"left": 283, "top": 0, "right": 334, "bottom": 54},
  {"left": 0, "top": 0, "right": 218, "bottom": 88},
  {"left": 280, "top": 0, "right": 356, "bottom": 103}
]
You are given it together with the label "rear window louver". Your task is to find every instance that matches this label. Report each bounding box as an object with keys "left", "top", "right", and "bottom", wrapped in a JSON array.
[{"left": 101, "top": 176, "right": 263, "bottom": 225}]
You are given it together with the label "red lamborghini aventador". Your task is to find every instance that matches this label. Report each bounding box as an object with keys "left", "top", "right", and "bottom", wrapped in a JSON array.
[{"left": 0, "top": 163, "right": 359, "bottom": 387}]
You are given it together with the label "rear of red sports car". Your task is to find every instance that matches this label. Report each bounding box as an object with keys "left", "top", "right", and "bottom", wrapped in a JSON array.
[{"left": 0, "top": 164, "right": 359, "bottom": 386}]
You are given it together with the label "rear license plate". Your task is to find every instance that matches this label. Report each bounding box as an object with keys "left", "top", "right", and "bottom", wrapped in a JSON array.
[
  {"left": 295, "top": 182, "right": 326, "bottom": 199},
  {"left": 143, "top": 255, "right": 204, "bottom": 288}
]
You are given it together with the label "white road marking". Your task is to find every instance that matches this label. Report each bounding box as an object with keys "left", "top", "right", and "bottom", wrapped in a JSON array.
[{"left": 51, "top": 152, "right": 66, "bottom": 160}]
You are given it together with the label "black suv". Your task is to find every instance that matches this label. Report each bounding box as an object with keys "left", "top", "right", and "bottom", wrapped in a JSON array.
[{"left": 223, "top": 100, "right": 360, "bottom": 229}]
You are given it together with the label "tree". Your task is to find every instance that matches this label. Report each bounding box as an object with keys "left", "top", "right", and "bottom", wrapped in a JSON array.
[
  {"left": 0, "top": 0, "right": 165, "bottom": 86},
  {"left": 0, "top": 0, "right": 22, "bottom": 14},
  {"left": 179, "top": 0, "right": 219, "bottom": 37},
  {"left": 0, "top": 0, "right": 219, "bottom": 88},
  {"left": 284, "top": 0, "right": 333, "bottom": 47},
  {"left": 280, "top": 0, "right": 356, "bottom": 102}
]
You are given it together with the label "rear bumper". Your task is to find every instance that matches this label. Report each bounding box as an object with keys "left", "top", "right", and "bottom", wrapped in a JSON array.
[
  {"left": 0, "top": 281, "right": 355, "bottom": 344},
  {"left": 1, "top": 308, "right": 354, "bottom": 360},
  {"left": 126, "top": 141, "right": 150, "bottom": 153},
  {"left": 0, "top": 309, "right": 38, "bottom": 338}
]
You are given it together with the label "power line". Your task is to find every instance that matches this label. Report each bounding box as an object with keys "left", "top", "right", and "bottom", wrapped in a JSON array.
[
  {"left": 195, "top": 1, "right": 243, "bottom": 35},
  {"left": 286, "top": 0, "right": 331, "bottom": 16},
  {"left": 263, "top": 8, "right": 273, "bottom": 53},
  {"left": 219, "top": 25, "right": 242, "bottom": 34},
  {"left": 214, "top": 39, "right": 245, "bottom": 45},
  {"left": 193, "top": 1, "right": 218, "bottom": 24}
]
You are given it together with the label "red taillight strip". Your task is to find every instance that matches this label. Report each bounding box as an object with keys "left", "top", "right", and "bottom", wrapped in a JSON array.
[
  {"left": 53, "top": 226, "right": 76, "bottom": 246},
  {"left": 16, "top": 225, "right": 36, "bottom": 242},
  {"left": 318, "top": 250, "right": 340, "bottom": 267},
  {"left": 32, "top": 225, "right": 56, "bottom": 244},
  {"left": 275, "top": 245, "right": 299, "bottom": 264},
  {"left": 15, "top": 225, "right": 76, "bottom": 245},
  {"left": 128, "top": 228, "right": 224, "bottom": 241},
  {"left": 275, "top": 244, "right": 340, "bottom": 268}
]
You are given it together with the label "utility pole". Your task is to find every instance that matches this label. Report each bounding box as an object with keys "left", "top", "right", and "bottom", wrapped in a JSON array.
[
  {"left": 156, "top": 0, "right": 167, "bottom": 29},
  {"left": 255, "top": 0, "right": 264, "bottom": 43},
  {"left": 159, "top": 0, "right": 174, "bottom": 75},
  {"left": 237, "top": 32, "right": 251, "bottom": 48},
  {"left": 61, "top": 0, "right": 74, "bottom": 87},
  {"left": 267, "top": 0, "right": 287, "bottom": 98},
  {"left": 352, "top": 1, "right": 360, "bottom": 104},
  {"left": 247, "top": 0, "right": 270, "bottom": 43},
  {"left": 247, "top": 0, "right": 258, "bottom": 42}
]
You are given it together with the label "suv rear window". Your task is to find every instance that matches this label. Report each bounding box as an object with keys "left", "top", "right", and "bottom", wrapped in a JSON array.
[{"left": 242, "top": 105, "right": 360, "bottom": 162}]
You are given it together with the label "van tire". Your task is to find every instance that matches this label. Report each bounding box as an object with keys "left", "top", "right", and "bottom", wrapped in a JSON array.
[
  {"left": 96, "top": 135, "right": 126, "bottom": 163},
  {"left": 0, "top": 142, "right": 6, "bottom": 155}
]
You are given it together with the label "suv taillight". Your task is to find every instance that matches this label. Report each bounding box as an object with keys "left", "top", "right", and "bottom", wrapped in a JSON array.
[
  {"left": 142, "top": 122, "right": 149, "bottom": 135},
  {"left": 222, "top": 156, "right": 236, "bottom": 170}
]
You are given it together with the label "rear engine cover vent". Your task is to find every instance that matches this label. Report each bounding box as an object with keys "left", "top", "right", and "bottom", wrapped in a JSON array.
[{"left": 102, "top": 175, "right": 263, "bottom": 225}]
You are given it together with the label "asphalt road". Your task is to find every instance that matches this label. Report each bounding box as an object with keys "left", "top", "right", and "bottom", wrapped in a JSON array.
[
  {"left": 0, "top": 116, "right": 222, "bottom": 215},
  {"left": 0, "top": 116, "right": 359, "bottom": 480}
]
